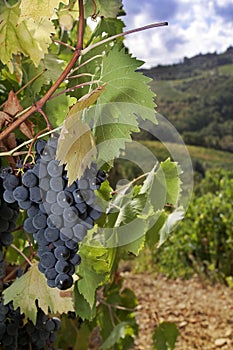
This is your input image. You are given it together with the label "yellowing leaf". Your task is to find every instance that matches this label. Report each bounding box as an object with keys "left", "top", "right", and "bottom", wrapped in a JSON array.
[
  {"left": 56, "top": 86, "right": 106, "bottom": 185},
  {"left": 57, "top": 114, "right": 96, "bottom": 186},
  {"left": 3, "top": 263, "right": 74, "bottom": 324},
  {"left": 19, "top": 0, "right": 69, "bottom": 22},
  {"left": 0, "top": 2, "right": 55, "bottom": 72}
]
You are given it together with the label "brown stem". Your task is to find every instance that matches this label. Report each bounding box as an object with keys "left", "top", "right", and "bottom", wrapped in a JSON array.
[
  {"left": 3, "top": 261, "right": 28, "bottom": 283},
  {"left": 49, "top": 80, "right": 99, "bottom": 100},
  {"left": 0, "top": 0, "right": 85, "bottom": 142},
  {"left": 52, "top": 39, "right": 75, "bottom": 51},
  {"left": 38, "top": 108, "right": 52, "bottom": 130}
]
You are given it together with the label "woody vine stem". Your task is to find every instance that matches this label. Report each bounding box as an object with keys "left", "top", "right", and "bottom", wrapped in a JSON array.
[{"left": 0, "top": 0, "right": 168, "bottom": 142}]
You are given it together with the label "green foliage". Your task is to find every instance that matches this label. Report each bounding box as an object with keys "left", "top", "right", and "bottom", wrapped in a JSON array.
[
  {"left": 152, "top": 322, "right": 179, "bottom": 350},
  {"left": 153, "top": 170, "right": 233, "bottom": 281}
]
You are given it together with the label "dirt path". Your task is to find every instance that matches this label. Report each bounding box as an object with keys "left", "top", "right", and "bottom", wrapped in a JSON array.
[{"left": 124, "top": 273, "right": 233, "bottom": 350}]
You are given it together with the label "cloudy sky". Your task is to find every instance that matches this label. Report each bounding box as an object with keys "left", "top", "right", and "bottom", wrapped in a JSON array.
[{"left": 122, "top": 0, "right": 233, "bottom": 68}]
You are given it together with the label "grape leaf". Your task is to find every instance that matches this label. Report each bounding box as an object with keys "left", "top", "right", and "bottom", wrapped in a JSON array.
[
  {"left": 77, "top": 243, "right": 116, "bottom": 307},
  {"left": 84, "top": 0, "right": 124, "bottom": 18},
  {"left": 19, "top": 0, "right": 69, "bottom": 22},
  {"left": 153, "top": 322, "right": 179, "bottom": 350},
  {"left": 0, "top": 2, "right": 55, "bottom": 72},
  {"left": 100, "top": 322, "right": 134, "bottom": 350},
  {"left": 158, "top": 207, "right": 185, "bottom": 247},
  {"left": 56, "top": 86, "right": 106, "bottom": 185},
  {"left": 98, "top": 45, "right": 155, "bottom": 111},
  {"left": 3, "top": 263, "right": 74, "bottom": 324},
  {"left": 74, "top": 283, "right": 96, "bottom": 321}
]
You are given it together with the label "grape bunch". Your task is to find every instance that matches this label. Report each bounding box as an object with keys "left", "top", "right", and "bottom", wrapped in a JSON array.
[
  {"left": 0, "top": 299, "right": 60, "bottom": 349},
  {"left": 2, "top": 133, "right": 106, "bottom": 290},
  {"left": 0, "top": 177, "right": 19, "bottom": 289}
]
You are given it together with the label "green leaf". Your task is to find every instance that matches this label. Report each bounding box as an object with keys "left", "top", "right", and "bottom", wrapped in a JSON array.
[
  {"left": 44, "top": 88, "right": 70, "bottom": 127},
  {"left": 89, "top": 18, "right": 125, "bottom": 43},
  {"left": 100, "top": 322, "right": 134, "bottom": 350},
  {"left": 158, "top": 207, "right": 185, "bottom": 247},
  {"left": 0, "top": 2, "right": 55, "bottom": 72},
  {"left": 84, "top": 0, "right": 124, "bottom": 18},
  {"left": 98, "top": 45, "right": 155, "bottom": 110},
  {"left": 160, "top": 158, "right": 182, "bottom": 205},
  {"left": 152, "top": 322, "right": 179, "bottom": 350},
  {"left": 74, "top": 283, "right": 96, "bottom": 321},
  {"left": 19, "top": 0, "right": 69, "bottom": 22},
  {"left": 77, "top": 242, "right": 116, "bottom": 307},
  {"left": 3, "top": 263, "right": 74, "bottom": 324}
]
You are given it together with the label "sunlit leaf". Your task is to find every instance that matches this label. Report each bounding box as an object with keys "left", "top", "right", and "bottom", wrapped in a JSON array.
[{"left": 3, "top": 263, "right": 74, "bottom": 324}]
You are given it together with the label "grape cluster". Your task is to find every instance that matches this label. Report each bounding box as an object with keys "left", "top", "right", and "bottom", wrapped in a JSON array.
[
  {"left": 0, "top": 299, "right": 60, "bottom": 349},
  {"left": 0, "top": 177, "right": 19, "bottom": 289},
  {"left": 2, "top": 133, "right": 106, "bottom": 290}
]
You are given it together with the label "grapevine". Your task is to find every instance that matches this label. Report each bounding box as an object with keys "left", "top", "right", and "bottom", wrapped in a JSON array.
[{"left": 0, "top": 0, "right": 187, "bottom": 348}]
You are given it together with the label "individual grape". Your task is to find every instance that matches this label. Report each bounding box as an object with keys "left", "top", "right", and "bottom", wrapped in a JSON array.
[
  {"left": 47, "top": 159, "right": 63, "bottom": 177},
  {"left": 89, "top": 177, "right": 102, "bottom": 190},
  {"left": 13, "top": 186, "right": 28, "bottom": 201},
  {"left": 3, "top": 190, "right": 15, "bottom": 204},
  {"left": 22, "top": 170, "right": 38, "bottom": 187},
  {"left": 27, "top": 205, "right": 40, "bottom": 218},
  {"left": 54, "top": 246, "right": 70, "bottom": 260},
  {"left": 82, "top": 216, "right": 94, "bottom": 229},
  {"left": 50, "top": 176, "right": 64, "bottom": 192},
  {"left": 23, "top": 217, "right": 37, "bottom": 234},
  {"left": 88, "top": 206, "right": 103, "bottom": 220},
  {"left": 29, "top": 186, "right": 42, "bottom": 203},
  {"left": 18, "top": 199, "right": 32, "bottom": 210},
  {"left": 69, "top": 253, "right": 81, "bottom": 266},
  {"left": 55, "top": 260, "right": 70, "bottom": 273},
  {"left": 2, "top": 174, "right": 19, "bottom": 191},
  {"left": 44, "top": 227, "right": 59, "bottom": 242},
  {"left": 73, "top": 223, "right": 87, "bottom": 242},
  {"left": 0, "top": 233, "right": 13, "bottom": 246},
  {"left": 39, "top": 202, "right": 51, "bottom": 215},
  {"left": 63, "top": 206, "right": 79, "bottom": 223},
  {"left": 0, "top": 220, "right": 9, "bottom": 233},
  {"left": 81, "top": 189, "right": 95, "bottom": 205},
  {"left": 47, "top": 214, "right": 63, "bottom": 229},
  {"left": 40, "top": 252, "right": 56, "bottom": 269},
  {"left": 78, "top": 179, "right": 89, "bottom": 190},
  {"left": 46, "top": 190, "right": 57, "bottom": 204},
  {"left": 97, "top": 169, "right": 107, "bottom": 182},
  {"left": 39, "top": 177, "right": 50, "bottom": 191},
  {"left": 60, "top": 227, "right": 73, "bottom": 241},
  {"left": 32, "top": 213, "right": 47, "bottom": 230},
  {"left": 50, "top": 202, "right": 63, "bottom": 216},
  {"left": 73, "top": 189, "right": 84, "bottom": 203},
  {"left": 38, "top": 161, "right": 48, "bottom": 178},
  {"left": 65, "top": 239, "right": 79, "bottom": 251},
  {"left": 45, "top": 268, "right": 57, "bottom": 280},
  {"left": 34, "top": 139, "right": 47, "bottom": 155},
  {"left": 57, "top": 191, "right": 73, "bottom": 208},
  {"left": 75, "top": 201, "right": 87, "bottom": 214},
  {"left": 55, "top": 273, "right": 73, "bottom": 290},
  {"left": 35, "top": 229, "right": 49, "bottom": 246},
  {"left": 53, "top": 239, "right": 65, "bottom": 247},
  {"left": 66, "top": 181, "right": 77, "bottom": 192}
]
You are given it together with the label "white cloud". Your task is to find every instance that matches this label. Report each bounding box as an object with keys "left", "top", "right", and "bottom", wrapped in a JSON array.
[{"left": 123, "top": 0, "right": 233, "bottom": 68}]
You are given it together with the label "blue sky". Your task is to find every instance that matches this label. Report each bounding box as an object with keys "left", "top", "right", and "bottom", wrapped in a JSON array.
[{"left": 122, "top": 0, "right": 233, "bottom": 68}]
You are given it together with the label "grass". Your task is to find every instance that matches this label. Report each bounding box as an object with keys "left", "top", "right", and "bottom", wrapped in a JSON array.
[{"left": 219, "top": 64, "right": 233, "bottom": 75}]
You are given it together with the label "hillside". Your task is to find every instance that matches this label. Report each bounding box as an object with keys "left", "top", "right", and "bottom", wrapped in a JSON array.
[{"left": 140, "top": 47, "right": 233, "bottom": 152}]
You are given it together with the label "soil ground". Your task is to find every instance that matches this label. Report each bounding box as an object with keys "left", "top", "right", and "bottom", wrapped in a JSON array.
[{"left": 123, "top": 272, "right": 233, "bottom": 350}]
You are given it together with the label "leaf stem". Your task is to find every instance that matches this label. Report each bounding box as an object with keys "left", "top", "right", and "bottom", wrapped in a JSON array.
[
  {"left": 0, "top": 127, "right": 61, "bottom": 157},
  {"left": 11, "top": 244, "right": 32, "bottom": 266},
  {"left": 49, "top": 80, "right": 99, "bottom": 100},
  {"left": 52, "top": 39, "right": 75, "bottom": 51},
  {"left": 82, "top": 22, "right": 168, "bottom": 56}
]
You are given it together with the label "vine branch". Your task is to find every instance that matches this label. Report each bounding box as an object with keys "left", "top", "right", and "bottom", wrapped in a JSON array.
[
  {"left": 0, "top": 0, "right": 85, "bottom": 142},
  {"left": 0, "top": 17, "right": 167, "bottom": 142}
]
